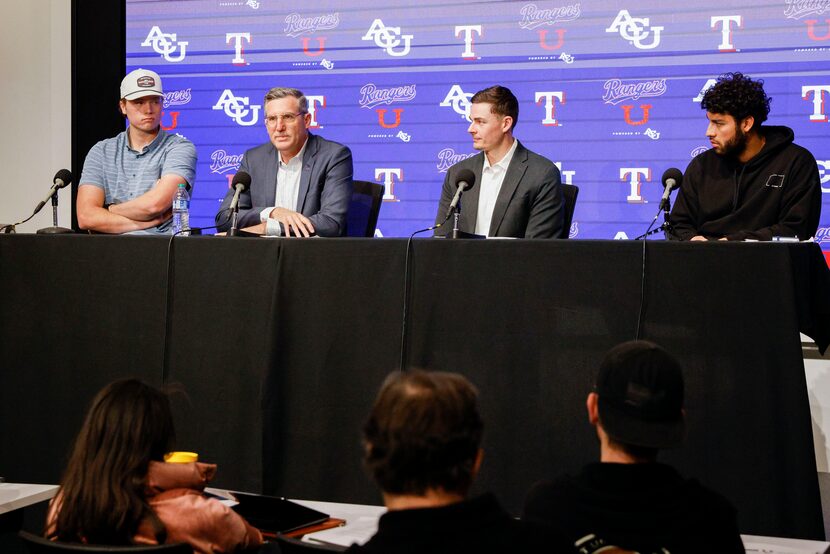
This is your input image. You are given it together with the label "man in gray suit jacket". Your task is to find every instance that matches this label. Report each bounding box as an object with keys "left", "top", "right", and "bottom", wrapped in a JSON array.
[
  {"left": 435, "top": 85, "right": 563, "bottom": 239},
  {"left": 215, "top": 87, "right": 352, "bottom": 237}
]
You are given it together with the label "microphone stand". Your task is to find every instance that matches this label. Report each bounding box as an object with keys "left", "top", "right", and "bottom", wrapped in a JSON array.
[
  {"left": 634, "top": 200, "right": 674, "bottom": 240},
  {"left": 228, "top": 208, "right": 241, "bottom": 237},
  {"left": 660, "top": 202, "right": 674, "bottom": 239},
  {"left": 448, "top": 206, "right": 483, "bottom": 239},
  {"left": 451, "top": 207, "right": 462, "bottom": 239},
  {"left": 37, "top": 193, "right": 73, "bottom": 234}
]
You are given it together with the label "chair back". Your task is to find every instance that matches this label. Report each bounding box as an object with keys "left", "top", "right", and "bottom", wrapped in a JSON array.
[
  {"left": 275, "top": 535, "right": 348, "bottom": 552},
  {"left": 560, "top": 184, "right": 579, "bottom": 239},
  {"left": 18, "top": 531, "right": 191, "bottom": 553},
  {"left": 347, "top": 180, "right": 384, "bottom": 237}
]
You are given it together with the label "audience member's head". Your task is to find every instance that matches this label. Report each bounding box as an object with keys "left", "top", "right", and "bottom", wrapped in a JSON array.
[
  {"left": 51, "top": 379, "right": 175, "bottom": 544},
  {"left": 588, "top": 341, "right": 685, "bottom": 462},
  {"left": 363, "top": 370, "right": 484, "bottom": 501}
]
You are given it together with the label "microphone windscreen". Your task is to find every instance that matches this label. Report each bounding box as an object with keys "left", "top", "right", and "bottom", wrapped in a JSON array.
[
  {"left": 53, "top": 169, "right": 73, "bottom": 188},
  {"left": 661, "top": 167, "right": 683, "bottom": 190},
  {"left": 232, "top": 170, "right": 252, "bottom": 191},
  {"left": 455, "top": 168, "right": 476, "bottom": 191}
]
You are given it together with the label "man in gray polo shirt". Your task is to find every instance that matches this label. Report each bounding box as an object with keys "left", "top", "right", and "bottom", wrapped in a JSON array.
[{"left": 76, "top": 69, "right": 197, "bottom": 234}]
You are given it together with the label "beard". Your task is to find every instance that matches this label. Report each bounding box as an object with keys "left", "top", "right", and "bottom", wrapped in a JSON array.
[{"left": 716, "top": 126, "right": 748, "bottom": 159}]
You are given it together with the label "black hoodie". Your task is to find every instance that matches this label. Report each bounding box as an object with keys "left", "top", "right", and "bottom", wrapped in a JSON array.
[{"left": 669, "top": 125, "right": 821, "bottom": 241}]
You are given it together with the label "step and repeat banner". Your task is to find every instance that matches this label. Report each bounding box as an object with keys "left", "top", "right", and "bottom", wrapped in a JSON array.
[{"left": 126, "top": 0, "right": 830, "bottom": 248}]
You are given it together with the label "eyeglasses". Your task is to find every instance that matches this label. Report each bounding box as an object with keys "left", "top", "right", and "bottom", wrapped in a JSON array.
[{"left": 264, "top": 112, "right": 307, "bottom": 126}]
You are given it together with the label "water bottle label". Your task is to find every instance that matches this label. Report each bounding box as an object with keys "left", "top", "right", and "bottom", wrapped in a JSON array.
[{"left": 173, "top": 200, "right": 189, "bottom": 210}]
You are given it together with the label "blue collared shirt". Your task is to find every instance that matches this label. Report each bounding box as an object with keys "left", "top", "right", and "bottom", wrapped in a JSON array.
[{"left": 80, "top": 128, "right": 197, "bottom": 234}]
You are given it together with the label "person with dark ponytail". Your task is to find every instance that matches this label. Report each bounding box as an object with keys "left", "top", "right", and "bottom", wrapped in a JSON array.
[{"left": 46, "top": 378, "right": 262, "bottom": 552}]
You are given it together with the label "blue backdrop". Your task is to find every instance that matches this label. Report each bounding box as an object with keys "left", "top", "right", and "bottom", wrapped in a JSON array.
[{"left": 127, "top": 0, "right": 830, "bottom": 251}]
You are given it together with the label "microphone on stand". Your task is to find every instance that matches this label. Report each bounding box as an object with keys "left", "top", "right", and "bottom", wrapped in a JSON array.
[
  {"left": 227, "top": 171, "right": 252, "bottom": 237},
  {"left": 659, "top": 167, "right": 683, "bottom": 212},
  {"left": 444, "top": 168, "right": 476, "bottom": 220},
  {"left": 34, "top": 169, "right": 72, "bottom": 215},
  {"left": 634, "top": 167, "right": 684, "bottom": 240},
  {"left": 37, "top": 169, "right": 74, "bottom": 234},
  {"left": 443, "top": 168, "right": 480, "bottom": 239}
]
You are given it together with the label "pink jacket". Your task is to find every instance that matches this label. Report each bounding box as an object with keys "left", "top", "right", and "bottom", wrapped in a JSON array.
[{"left": 48, "top": 461, "right": 263, "bottom": 553}]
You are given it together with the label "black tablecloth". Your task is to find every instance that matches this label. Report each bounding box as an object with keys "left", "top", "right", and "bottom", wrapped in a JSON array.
[{"left": 1, "top": 235, "right": 828, "bottom": 539}]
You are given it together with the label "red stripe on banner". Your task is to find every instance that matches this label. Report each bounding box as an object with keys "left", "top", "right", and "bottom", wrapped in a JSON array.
[{"left": 824, "top": 251, "right": 830, "bottom": 269}]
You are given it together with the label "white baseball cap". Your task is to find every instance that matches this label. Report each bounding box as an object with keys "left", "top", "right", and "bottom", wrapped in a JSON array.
[{"left": 120, "top": 68, "right": 164, "bottom": 100}]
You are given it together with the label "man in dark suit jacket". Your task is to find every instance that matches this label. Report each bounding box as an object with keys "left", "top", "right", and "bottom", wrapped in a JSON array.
[
  {"left": 215, "top": 87, "right": 352, "bottom": 237},
  {"left": 434, "top": 85, "right": 564, "bottom": 238}
]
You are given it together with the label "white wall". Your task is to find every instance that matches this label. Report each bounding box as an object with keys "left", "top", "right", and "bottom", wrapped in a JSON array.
[
  {"left": 0, "top": 0, "right": 71, "bottom": 232},
  {"left": 807, "top": 353, "right": 830, "bottom": 472}
]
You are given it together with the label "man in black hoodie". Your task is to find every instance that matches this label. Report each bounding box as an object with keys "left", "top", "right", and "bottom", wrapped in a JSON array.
[
  {"left": 523, "top": 341, "right": 745, "bottom": 553},
  {"left": 670, "top": 72, "right": 821, "bottom": 241}
]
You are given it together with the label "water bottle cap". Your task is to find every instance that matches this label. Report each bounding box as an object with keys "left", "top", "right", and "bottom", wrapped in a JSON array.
[{"left": 177, "top": 183, "right": 185, "bottom": 188}]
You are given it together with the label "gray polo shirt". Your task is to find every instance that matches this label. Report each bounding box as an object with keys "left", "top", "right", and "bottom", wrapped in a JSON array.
[{"left": 80, "top": 128, "right": 197, "bottom": 234}]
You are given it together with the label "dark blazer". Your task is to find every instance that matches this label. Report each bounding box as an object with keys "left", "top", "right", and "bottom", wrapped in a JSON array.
[
  {"left": 215, "top": 133, "right": 353, "bottom": 236},
  {"left": 434, "top": 140, "right": 564, "bottom": 238}
]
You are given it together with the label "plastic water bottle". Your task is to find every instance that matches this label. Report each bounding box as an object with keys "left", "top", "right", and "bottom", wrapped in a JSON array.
[{"left": 172, "top": 183, "right": 190, "bottom": 236}]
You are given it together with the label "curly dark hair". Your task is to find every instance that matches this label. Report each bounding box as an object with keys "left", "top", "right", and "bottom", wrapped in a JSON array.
[
  {"left": 363, "top": 370, "right": 484, "bottom": 496},
  {"left": 701, "top": 72, "right": 771, "bottom": 131}
]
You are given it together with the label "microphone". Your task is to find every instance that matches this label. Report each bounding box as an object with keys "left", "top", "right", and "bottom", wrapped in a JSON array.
[
  {"left": 34, "top": 169, "right": 73, "bottom": 214},
  {"left": 228, "top": 171, "right": 252, "bottom": 237},
  {"left": 445, "top": 168, "right": 476, "bottom": 219},
  {"left": 228, "top": 171, "right": 252, "bottom": 213},
  {"left": 659, "top": 167, "right": 683, "bottom": 211}
]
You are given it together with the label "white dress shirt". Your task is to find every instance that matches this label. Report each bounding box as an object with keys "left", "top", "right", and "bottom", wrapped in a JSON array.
[
  {"left": 259, "top": 138, "right": 309, "bottom": 236},
  {"left": 475, "top": 138, "right": 518, "bottom": 236}
]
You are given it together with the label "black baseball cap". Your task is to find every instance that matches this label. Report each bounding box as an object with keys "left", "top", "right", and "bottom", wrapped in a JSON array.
[{"left": 596, "top": 340, "right": 685, "bottom": 449}]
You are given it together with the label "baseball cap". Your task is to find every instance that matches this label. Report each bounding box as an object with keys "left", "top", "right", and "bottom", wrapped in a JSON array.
[
  {"left": 120, "top": 68, "right": 164, "bottom": 100},
  {"left": 596, "top": 340, "right": 685, "bottom": 449}
]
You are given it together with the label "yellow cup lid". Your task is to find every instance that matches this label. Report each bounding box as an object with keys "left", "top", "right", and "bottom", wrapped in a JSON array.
[{"left": 164, "top": 451, "right": 198, "bottom": 463}]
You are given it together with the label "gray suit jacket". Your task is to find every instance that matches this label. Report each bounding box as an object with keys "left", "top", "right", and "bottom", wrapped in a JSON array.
[
  {"left": 215, "top": 133, "right": 353, "bottom": 236},
  {"left": 434, "top": 140, "right": 564, "bottom": 238}
]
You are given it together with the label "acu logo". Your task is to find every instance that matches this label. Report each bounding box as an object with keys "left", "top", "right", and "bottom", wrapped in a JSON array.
[
  {"left": 693, "top": 79, "right": 718, "bottom": 102},
  {"left": 362, "top": 19, "right": 413, "bottom": 57},
  {"left": 605, "top": 10, "right": 663, "bottom": 50},
  {"left": 212, "top": 90, "right": 260, "bottom": 126},
  {"left": 141, "top": 26, "right": 188, "bottom": 62},
  {"left": 440, "top": 85, "right": 473, "bottom": 121}
]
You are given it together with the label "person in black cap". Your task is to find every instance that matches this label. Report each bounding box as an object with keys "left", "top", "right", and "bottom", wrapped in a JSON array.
[{"left": 522, "top": 340, "right": 744, "bottom": 554}]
